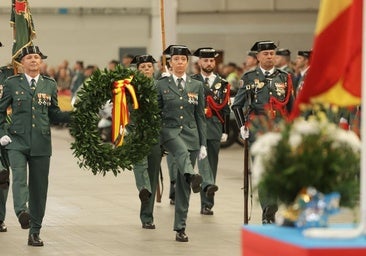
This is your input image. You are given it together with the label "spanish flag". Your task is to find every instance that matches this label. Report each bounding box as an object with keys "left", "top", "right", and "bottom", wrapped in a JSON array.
[
  {"left": 10, "top": 0, "right": 36, "bottom": 65},
  {"left": 291, "top": 0, "right": 362, "bottom": 118}
]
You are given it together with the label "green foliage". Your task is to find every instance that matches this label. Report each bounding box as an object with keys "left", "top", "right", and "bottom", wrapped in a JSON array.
[
  {"left": 257, "top": 119, "right": 360, "bottom": 208},
  {"left": 69, "top": 65, "right": 161, "bottom": 176}
]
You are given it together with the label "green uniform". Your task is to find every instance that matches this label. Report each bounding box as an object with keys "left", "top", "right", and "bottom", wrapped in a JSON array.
[
  {"left": 232, "top": 67, "right": 293, "bottom": 223},
  {"left": 0, "top": 66, "right": 14, "bottom": 224},
  {"left": 156, "top": 75, "right": 206, "bottom": 232},
  {"left": 191, "top": 73, "right": 230, "bottom": 211},
  {"left": 0, "top": 73, "right": 70, "bottom": 235},
  {"left": 133, "top": 79, "right": 162, "bottom": 226},
  {"left": 133, "top": 143, "right": 162, "bottom": 225},
  {"left": 166, "top": 153, "right": 177, "bottom": 202}
]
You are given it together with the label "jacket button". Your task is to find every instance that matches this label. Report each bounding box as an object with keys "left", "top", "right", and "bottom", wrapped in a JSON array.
[
  {"left": 180, "top": 116, "right": 183, "bottom": 119},
  {"left": 32, "top": 124, "right": 35, "bottom": 127},
  {"left": 180, "top": 126, "right": 183, "bottom": 129}
]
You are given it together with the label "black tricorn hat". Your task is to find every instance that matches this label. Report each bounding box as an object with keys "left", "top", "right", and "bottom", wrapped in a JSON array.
[
  {"left": 193, "top": 47, "right": 219, "bottom": 58},
  {"left": 163, "top": 45, "right": 191, "bottom": 56},
  {"left": 247, "top": 51, "right": 257, "bottom": 58},
  {"left": 276, "top": 48, "right": 291, "bottom": 56},
  {"left": 298, "top": 50, "right": 312, "bottom": 58},
  {"left": 250, "top": 40, "right": 277, "bottom": 52},
  {"left": 17, "top": 45, "right": 47, "bottom": 61},
  {"left": 131, "top": 55, "right": 157, "bottom": 66}
]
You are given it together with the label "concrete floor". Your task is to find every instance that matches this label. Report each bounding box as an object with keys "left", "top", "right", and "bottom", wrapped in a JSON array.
[{"left": 0, "top": 128, "right": 357, "bottom": 256}]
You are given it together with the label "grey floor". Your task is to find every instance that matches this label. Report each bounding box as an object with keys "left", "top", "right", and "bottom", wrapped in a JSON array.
[{"left": 0, "top": 128, "right": 356, "bottom": 256}]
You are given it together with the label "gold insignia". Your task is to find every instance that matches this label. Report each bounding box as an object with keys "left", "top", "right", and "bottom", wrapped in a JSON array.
[
  {"left": 254, "top": 79, "right": 265, "bottom": 89},
  {"left": 214, "top": 83, "right": 222, "bottom": 89}
]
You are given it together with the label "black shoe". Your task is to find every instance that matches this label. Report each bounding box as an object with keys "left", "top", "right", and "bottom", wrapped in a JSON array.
[
  {"left": 142, "top": 223, "right": 156, "bottom": 229},
  {"left": 28, "top": 233, "right": 44, "bottom": 246},
  {"left": 139, "top": 188, "right": 151, "bottom": 204},
  {"left": 200, "top": 207, "right": 214, "bottom": 215},
  {"left": 189, "top": 174, "right": 202, "bottom": 193},
  {"left": 0, "top": 221, "right": 7, "bottom": 232},
  {"left": 18, "top": 211, "right": 30, "bottom": 229},
  {"left": 176, "top": 231, "right": 188, "bottom": 242},
  {"left": 205, "top": 184, "right": 219, "bottom": 198}
]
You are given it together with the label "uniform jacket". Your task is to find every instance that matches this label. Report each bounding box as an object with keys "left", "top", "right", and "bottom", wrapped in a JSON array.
[
  {"left": 191, "top": 73, "right": 230, "bottom": 140},
  {"left": 232, "top": 67, "right": 293, "bottom": 119},
  {"left": 0, "top": 73, "right": 70, "bottom": 156},
  {"left": 156, "top": 75, "right": 207, "bottom": 150}
]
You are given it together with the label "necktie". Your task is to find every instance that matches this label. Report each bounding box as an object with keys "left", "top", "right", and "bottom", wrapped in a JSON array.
[
  {"left": 204, "top": 77, "right": 209, "bottom": 87},
  {"left": 264, "top": 71, "right": 270, "bottom": 77},
  {"left": 30, "top": 79, "right": 36, "bottom": 90},
  {"left": 177, "top": 78, "right": 183, "bottom": 91}
]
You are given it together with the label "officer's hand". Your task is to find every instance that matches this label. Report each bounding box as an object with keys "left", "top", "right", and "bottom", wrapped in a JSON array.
[
  {"left": 220, "top": 133, "right": 228, "bottom": 143},
  {"left": 0, "top": 135, "right": 12, "bottom": 146},
  {"left": 198, "top": 145, "right": 207, "bottom": 160},
  {"left": 240, "top": 126, "right": 249, "bottom": 140},
  {"left": 161, "top": 65, "right": 171, "bottom": 77}
]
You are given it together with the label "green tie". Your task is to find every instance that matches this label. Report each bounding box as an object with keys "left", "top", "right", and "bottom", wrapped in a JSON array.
[
  {"left": 30, "top": 79, "right": 36, "bottom": 90},
  {"left": 177, "top": 78, "right": 183, "bottom": 91},
  {"left": 204, "top": 77, "right": 209, "bottom": 87}
]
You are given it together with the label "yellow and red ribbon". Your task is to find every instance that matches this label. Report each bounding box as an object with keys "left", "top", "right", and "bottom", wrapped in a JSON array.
[{"left": 112, "top": 76, "right": 139, "bottom": 146}]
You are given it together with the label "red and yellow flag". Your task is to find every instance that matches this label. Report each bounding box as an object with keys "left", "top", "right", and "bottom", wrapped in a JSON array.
[{"left": 291, "top": 0, "right": 362, "bottom": 118}]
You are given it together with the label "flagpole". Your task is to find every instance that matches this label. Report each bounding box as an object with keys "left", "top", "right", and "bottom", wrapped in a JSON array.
[{"left": 160, "top": 0, "right": 167, "bottom": 67}]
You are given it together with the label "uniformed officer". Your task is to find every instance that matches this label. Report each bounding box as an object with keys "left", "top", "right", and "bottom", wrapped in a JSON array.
[
  {"left": 232, "top": 40, "right": 294, "bottom": 224},
  {"left": 244, "top": 51, "right": 259, "bottom": 72},
  {"left": 191, "top": 47, "right": 231, "bottom": 215},
  {"left": 131, "top": 54, "right": 162, "bottom": 229},
  {"left": 274, "top": 48, "right": 294, "bottom": 74},
  {"left": 156, "top": 45, "right": 206, "bottom": 242},
  {"left": 0, "top": 42, "right": 14, "bottom": 232},
  {"left": 294, "top": 50, "right": 312, "bottom": 95},
  {"left": 0, "top": 45, "right": 71, "bottom": 246}
]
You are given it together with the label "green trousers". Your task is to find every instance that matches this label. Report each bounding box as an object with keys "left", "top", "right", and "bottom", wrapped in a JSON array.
[
  {"left": 133, "top": 143, "right": 162, "bottom": 225},
  {"left": 8, "top": 149, "right": 50, "bottom": 235},
  {"left": 198, "top": 139, "right": 220, "bottom": 210},
  {"left": 0, "top": 188, "right": 8, "bottom": 222},
  {"left": 163, "top": 137, "right": 198, "bottom": 232},
  {"left": 166, "top": 153, "right": 178, "bottom": 200}
]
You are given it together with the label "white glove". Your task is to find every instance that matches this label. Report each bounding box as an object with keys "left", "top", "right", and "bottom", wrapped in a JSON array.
[
  {"left": 0, "top": 135, "right": 12, "bottom": 146},
  {"left": 161, "top": 65, "right": 171, "bottom": 77},
  {"left": 198, "top": 145, "right": 207, "bottom": 160},
  {"left": 220, "top": 133, "right": 228, "bottom": 143},
  {"left": 240, "top": 126, "right": 249, "bottom": 140}
]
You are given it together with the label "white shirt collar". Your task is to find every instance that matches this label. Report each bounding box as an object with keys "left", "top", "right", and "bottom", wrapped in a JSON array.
[{"left": 24, "top": 74, "right": 40, "bottom": 85}]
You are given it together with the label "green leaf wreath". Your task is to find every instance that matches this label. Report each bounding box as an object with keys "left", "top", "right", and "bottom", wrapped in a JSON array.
[{"left": 69, "top": 65, "right": 161, "bottom": 176}]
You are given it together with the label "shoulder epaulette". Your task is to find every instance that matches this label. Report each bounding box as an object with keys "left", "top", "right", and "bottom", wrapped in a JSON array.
[
  {"left": 6, "top": 74, "right": 21, "bottom": 80},
  {"left": 158, "top": 75, "right": 170, "bottom": 81},
  {"left": 276, "top": 68, "right": 288, "bottom": 75},
  {"left": 42, "top": 75, "right": 56, "bottom": 82}
]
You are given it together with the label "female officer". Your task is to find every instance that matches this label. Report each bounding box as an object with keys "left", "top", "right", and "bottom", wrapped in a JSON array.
[
  {"left": 131, "top": 55, "right": 162, "bottom": 230},
  {"left": 156, "top": 45, "right": 207, "bottom": 242}
]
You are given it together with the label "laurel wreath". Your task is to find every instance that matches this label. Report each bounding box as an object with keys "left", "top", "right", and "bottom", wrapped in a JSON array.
[{"left": 69, "top": 65, "right": 161, "bottom": 176}]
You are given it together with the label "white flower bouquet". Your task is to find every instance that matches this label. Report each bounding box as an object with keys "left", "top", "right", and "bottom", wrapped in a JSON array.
[{"left": 251, "top": 113, "right": 361, "bottom": 208}]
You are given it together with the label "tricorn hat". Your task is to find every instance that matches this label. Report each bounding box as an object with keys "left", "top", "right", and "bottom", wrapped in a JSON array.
[
  {"left": 298, "top": 50, "right": 312, "bottom": 58},
  {"left": 193, "top": 47, "right": 219, "bottom": 58},
  {"left": 163, "top": 45, "right": 191, "bottom": 56},
  {"left": 131, "top": 55, "right": 157, "bottom": 66},
  {"left": 247, "top": 51, "right": 257, "bottom": 58},
  {"left": 250, "top": 40, "right": 277, "bottom": 52},
  {"left": 276, "top": 48, "right": 291, "bottom": 56},
  {"left": 0, "top": 42, "right": 3, "bottom": 47},
  {"left": 17, "top": 45, "right": 47, "bottom": 61}
]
